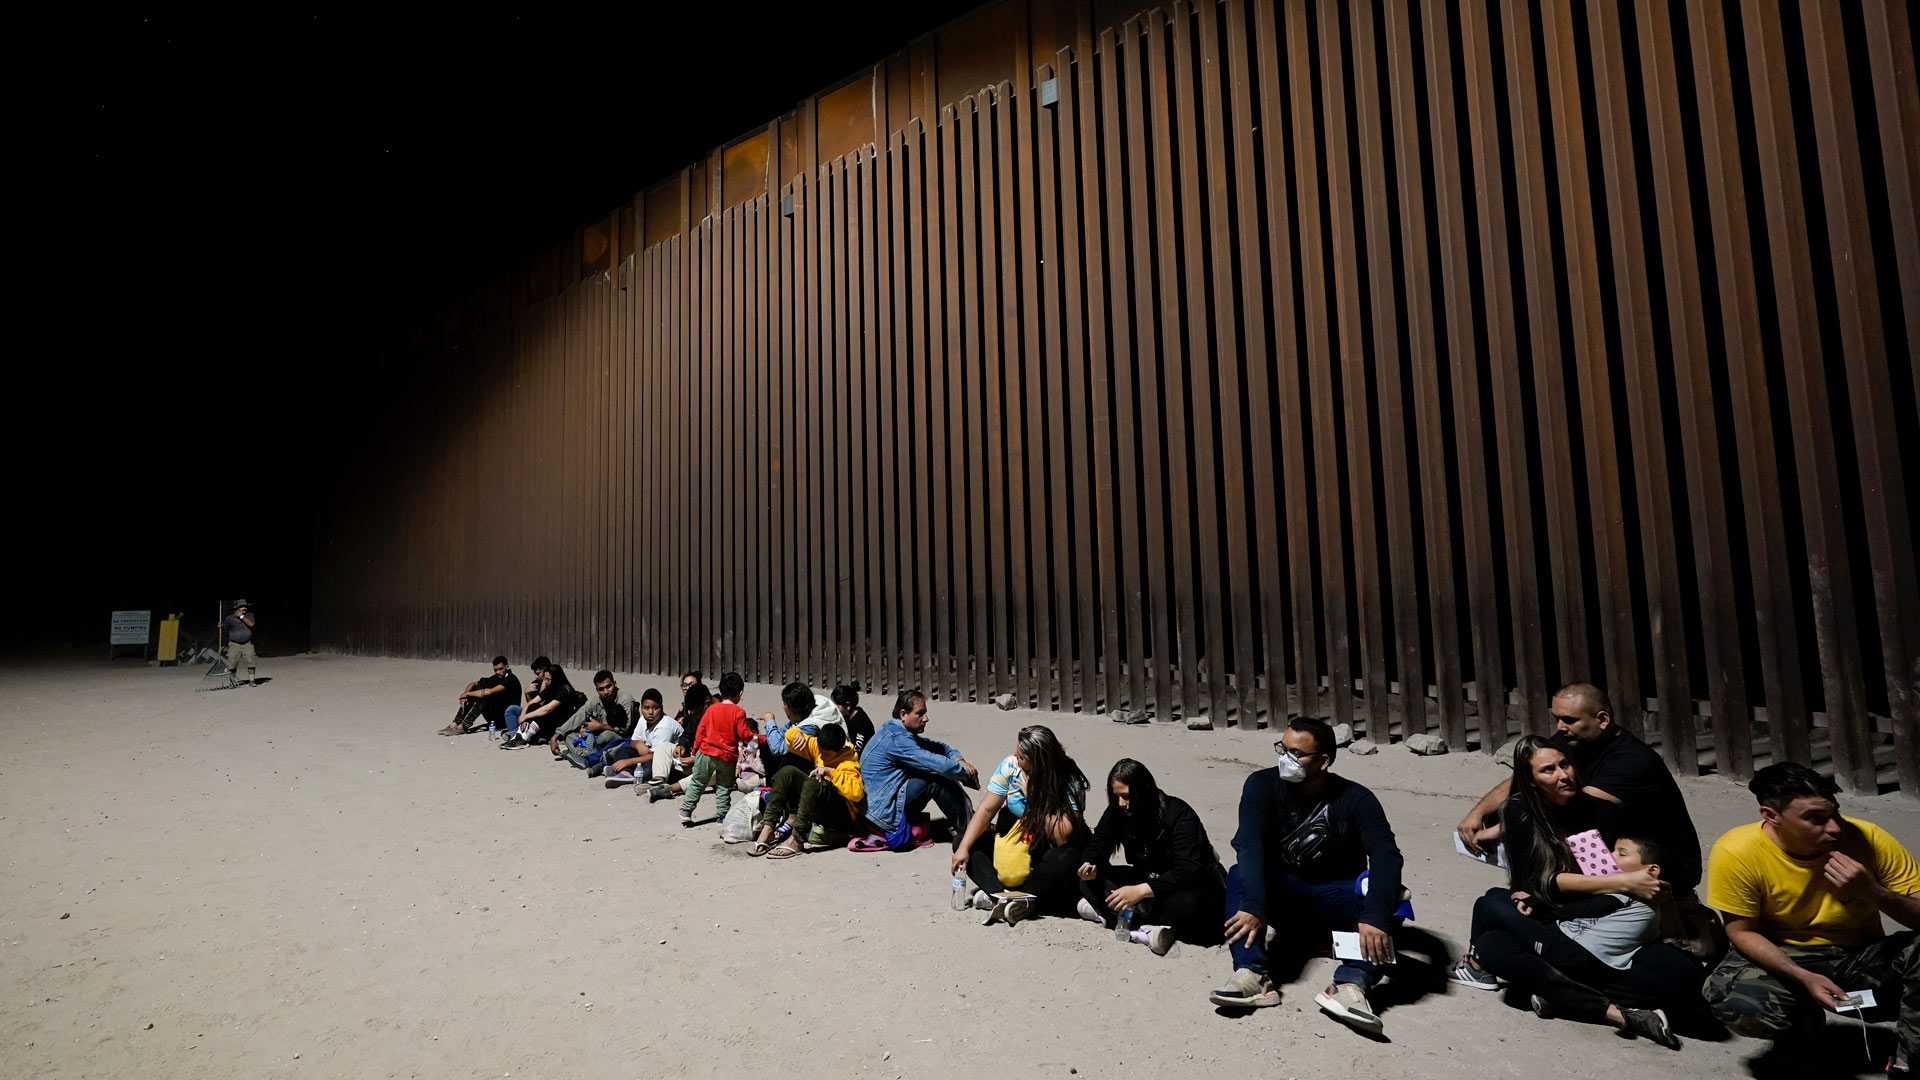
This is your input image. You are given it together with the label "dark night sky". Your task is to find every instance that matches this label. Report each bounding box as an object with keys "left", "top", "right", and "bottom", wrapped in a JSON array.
[{"left": 29, "top": 6, "right": 980, "bottom": 650}]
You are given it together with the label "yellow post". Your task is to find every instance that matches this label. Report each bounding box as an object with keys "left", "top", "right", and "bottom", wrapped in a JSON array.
[{"left": 158, "top": 613, "right": 181, "bottom": 664}]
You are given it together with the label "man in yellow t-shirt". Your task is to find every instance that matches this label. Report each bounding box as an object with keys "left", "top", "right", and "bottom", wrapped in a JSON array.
[{"left": 1704, "top": 763, "right": 1919, "bottom": 1070}]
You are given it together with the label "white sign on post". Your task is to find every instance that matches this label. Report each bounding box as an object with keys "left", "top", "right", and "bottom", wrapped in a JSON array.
[{"left": 109, "top": 611, "right": 151, "bottom": 645}]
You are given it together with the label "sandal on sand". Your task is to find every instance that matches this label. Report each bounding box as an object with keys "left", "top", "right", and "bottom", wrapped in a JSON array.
[
  {"left": 766, "top": 841, "right": 804, "bottom": 860},
  {"left": 747, "top": 842, "right": 770, "bottom": 857},
  {"left": 439, "top": 723, "right": 464, "bottom": 736}
]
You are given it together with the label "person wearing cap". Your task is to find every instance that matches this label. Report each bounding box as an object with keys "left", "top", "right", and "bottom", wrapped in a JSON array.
[
  {"left": 223, "top": 600, "right": 258, "bottom": 684},
  {"left": 1208, "top": 716, "right": 1407, "bottom": 1036}
]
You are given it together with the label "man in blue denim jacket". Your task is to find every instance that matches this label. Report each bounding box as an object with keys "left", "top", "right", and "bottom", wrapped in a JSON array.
[{"left": 858, "top": 689, "right": 979, "bottom": 851}]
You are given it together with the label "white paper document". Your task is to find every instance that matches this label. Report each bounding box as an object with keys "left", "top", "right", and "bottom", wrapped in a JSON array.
[
  {"left": 1454, "top": 832, "right": 1510, "bottom": 869},
  {"left": 1330, "top": 931, "right": 1366, "bottom": 961}
]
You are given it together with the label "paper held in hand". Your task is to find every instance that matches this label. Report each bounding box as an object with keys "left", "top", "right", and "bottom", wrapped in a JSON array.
[
  {"left": 1837, "top": 989, "right": 1878, "bottom": 1058},
  {"left": 1836, "top": 989, "right": 1877, "bottom": 1013},
  {"left": 1453, "top": 831, "right": 1509, "bottom": 870}
]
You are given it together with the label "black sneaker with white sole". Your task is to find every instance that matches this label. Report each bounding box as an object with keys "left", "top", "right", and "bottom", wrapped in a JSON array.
[{"left": 1617, "top": 1007, "right": 1679, "bottom": 1049}]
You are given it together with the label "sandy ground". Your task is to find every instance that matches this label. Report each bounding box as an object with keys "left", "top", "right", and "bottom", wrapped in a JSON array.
[{"left": 2, "top": 651, "right": 1916, "bottom": 1080}]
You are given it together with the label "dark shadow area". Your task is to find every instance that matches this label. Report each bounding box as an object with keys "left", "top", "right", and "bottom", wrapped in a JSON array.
[
  {"left": 1739, "top": 1024, "right": 1903, "bottom": 1079},
  {"left": 25, "top": 5, "right": 982, "bottom": 663},
  {"left": 1369, "top": 924, "right": 1457, "bottom": 1012}
]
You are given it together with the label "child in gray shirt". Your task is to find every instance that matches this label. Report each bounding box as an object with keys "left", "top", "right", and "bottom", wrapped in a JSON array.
[{"left": 1555, "top": 836, "right": 1672, "bottom": 970}]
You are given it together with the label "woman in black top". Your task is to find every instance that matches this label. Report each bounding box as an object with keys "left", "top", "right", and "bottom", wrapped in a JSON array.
[
  {"left": 1449, "top": 735, "right": 1682, "bottom": 1047},
  {"left": 830, "top": 683, "right": 875, "bottom": 753},
  {"left": 1075, "top": 759, "right": 1226, "bottom": 954},
  {"left": 503, "top": 665, "right": 583, "bottom": 748}
]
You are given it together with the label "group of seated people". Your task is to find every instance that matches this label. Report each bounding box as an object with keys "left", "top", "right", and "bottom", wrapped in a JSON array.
[{"left": 446, "top": 662, "right": 1917, "bottom": 1070}]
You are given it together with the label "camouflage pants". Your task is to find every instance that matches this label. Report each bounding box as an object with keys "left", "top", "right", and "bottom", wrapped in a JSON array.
[{"left": 1705, "top": 931, "right": 1917, "bottom": 1055}]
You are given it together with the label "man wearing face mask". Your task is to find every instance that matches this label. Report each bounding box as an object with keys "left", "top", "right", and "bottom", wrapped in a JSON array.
[{"left": 1208, "top": 717, "right": 1405, "bottom": 1036}]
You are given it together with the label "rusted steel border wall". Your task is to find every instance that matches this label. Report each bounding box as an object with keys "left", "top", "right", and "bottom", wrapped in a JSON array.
[{"left": 316, "top": 0, "right": 1920, "bottom": 795}]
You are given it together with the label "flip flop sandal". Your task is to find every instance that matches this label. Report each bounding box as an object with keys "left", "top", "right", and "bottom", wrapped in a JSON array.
[
  {"left": 765, "top": 842, "right": 804, "bottom": 860},
  {"left": 747, "top": 842, "right": 770, "bottom": 857}
]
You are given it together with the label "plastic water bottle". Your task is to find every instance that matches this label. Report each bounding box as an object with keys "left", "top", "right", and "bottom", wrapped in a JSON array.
[
  {"left": 951, "top": 876, "right": 969, "bottom": 911},
  {"left": 1115, "top": 907, "right": 1134, "bottom": 941}
]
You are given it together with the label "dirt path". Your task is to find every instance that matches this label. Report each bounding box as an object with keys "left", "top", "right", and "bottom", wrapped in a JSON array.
[{"left": 3, "top": 652, "right": 1914, "bottom": 1078}]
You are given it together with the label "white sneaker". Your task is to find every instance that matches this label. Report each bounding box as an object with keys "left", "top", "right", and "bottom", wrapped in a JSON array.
[
  {"left": 1075, "top": 898, "right": 1106, "bottom": 925},
  {"left": 1315, "top": 982, "right": 1384, "bottom": 1034},
  {"left": 1208, "top": 968, "right": 1280, "bottom": 1008},
  {"left": 1144, "top": 924, "right": 1176, "bottom": 956}
]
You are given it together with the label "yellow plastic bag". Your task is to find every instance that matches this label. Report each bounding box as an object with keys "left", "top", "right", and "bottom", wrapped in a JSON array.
[{"left": 991, "top": 820, "right": 1033, "bottom": 887}]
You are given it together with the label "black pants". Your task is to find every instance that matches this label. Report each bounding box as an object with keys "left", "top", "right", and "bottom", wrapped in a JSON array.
[
  {"left": 1470, "top": 888, "right": 1627, "bottom": 1023},
  {"left": 1081, "top": 864, "right": 1224, "bottom": 947},
  {"left": 528, "top": 712, "right": 563, "bottom": 742},
  {"left": 1469, "top": 888, "right": 1701, "bottom": 1021},
  {"left": 967, "top": 809, "right": 1087, "bottom": 918}
]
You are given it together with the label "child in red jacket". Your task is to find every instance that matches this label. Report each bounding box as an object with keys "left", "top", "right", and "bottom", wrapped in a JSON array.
[{"left": 674, "top": 672, "right": 758, "bottom": 826}]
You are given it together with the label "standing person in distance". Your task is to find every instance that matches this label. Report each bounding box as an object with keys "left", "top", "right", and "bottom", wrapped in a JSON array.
[{"left": 224, "top": 600, "right": 258, "bottom": 685}]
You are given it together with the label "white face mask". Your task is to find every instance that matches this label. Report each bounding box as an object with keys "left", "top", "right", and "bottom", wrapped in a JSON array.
[{"left": 1276, "top": 752, "right": 1308, "bottom": 784}]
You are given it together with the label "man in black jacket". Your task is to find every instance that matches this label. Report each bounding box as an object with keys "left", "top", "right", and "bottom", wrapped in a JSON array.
[
  {"left": 445, "top": 656, "right": 522, "bottom": 736},
  {"left": 1209, "top": 717, "right": 1406, "bottom": 1035},
  {"left": 1455, "top": 682, "right": 1702, "bottom": 892}
]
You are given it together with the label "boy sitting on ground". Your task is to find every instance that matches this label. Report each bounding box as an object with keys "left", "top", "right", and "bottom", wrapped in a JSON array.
[
  {"left": 1458, "top": 834, "right": 1675, "bottom": 1017},
  {"left": 747, "top": 722, "right": 863, "bottom": 858},
  {"left": 1546, "top": 836, "right": 1675, "bottom": 979},
  {"left": 603, "top": 689, "right": 681, "bottom": 787}
]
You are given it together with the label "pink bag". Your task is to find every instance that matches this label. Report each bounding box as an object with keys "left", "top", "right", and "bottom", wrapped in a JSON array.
[
  {"left": 1566, "top": 829, "right": 1621, "bottom": 876},
  {"left": 847, "top": 820, "right": 932, "bottom": 852}
]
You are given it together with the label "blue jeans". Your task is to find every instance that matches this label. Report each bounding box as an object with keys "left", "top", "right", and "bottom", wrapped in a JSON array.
[
  {"left": 886, "top": 775, "right": 973, "bottom": 850},
  {"left": 499, "top": 705, "right": 521, "bottom": 732},
  {"left": 1225, "top": 864, "right": 1380, "bottom": 989}
]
